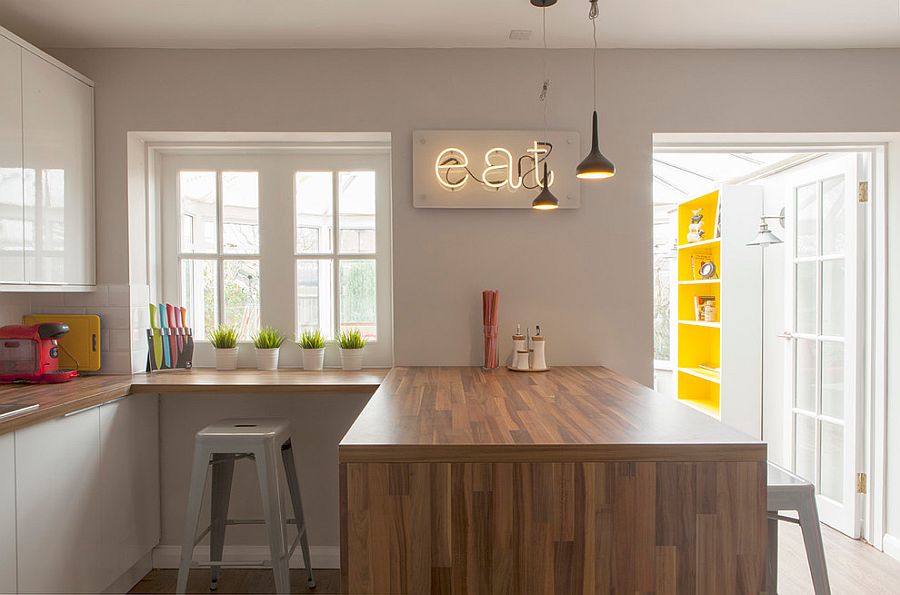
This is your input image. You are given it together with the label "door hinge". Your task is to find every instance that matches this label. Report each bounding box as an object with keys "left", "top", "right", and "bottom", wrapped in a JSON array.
[
  {"left": 858, "top": 181, "right": 869, "bottom": 203},
  {"left": 856, "top": 472, "right": 867, "bottom": 494}
]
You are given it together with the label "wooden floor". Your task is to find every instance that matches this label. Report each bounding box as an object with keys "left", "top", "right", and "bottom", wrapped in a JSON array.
[{"left": 130, "top": 524, "right": 900, "bottom": 594}]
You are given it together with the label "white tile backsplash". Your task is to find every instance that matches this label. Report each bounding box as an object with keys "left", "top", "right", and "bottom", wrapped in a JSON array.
[
  {"left": 94, "top": 307, "right": 131, "bottom": 331},
  {"left": 108, "top": 329, "right": 131, "bottom": 352},
  {"left": 107, "top": 284, "right": 131, "bottom": 307},
  {"left": 63, "top": 285, "right": 109, "bottom": 307},
  {"left": 1, "top": 284, "right": 156, "bottom": 374}
]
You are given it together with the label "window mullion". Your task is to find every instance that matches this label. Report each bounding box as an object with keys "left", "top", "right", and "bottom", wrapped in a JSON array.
[
  {"left": 216, "top": 171, "right": 225, "bottom": 326},
  {"left": 332, "top": 170, "right": 340, "bottom": 338}
]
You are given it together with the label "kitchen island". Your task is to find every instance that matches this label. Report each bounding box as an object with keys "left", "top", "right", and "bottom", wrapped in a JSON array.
[{"left": 339, "top": 366, "right": 766, "bottom": 594}]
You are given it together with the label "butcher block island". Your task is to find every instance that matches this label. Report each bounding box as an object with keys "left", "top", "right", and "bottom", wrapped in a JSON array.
[{"left": 339, "top": 366, "right": 767, "bottom": 594}]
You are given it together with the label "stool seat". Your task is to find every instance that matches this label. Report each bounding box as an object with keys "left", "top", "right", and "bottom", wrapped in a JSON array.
[
  {"left": 767, "top": 462, "right": 831, "bottom": 595},
  {"left": 177, "top": 417, "right": 315, "bottom": 594},
  {"left": 196, "top": 418, "right": 291, "bottom": 444}
]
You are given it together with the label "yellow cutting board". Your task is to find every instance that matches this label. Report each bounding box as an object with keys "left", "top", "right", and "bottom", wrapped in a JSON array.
[{"left": 22, "top": 314, "right": 101, "bottom": 372}]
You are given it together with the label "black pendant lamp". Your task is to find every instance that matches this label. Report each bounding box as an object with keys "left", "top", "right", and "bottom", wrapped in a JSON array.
[
  {"left": 576, "top": 0, "right": 615, "bottom": 180},
  {"left": 532, "top": 162, "right": 559, "bottom": 210},
  {"left": 531, "top": 0, "right": 559, "bottom": 210}
]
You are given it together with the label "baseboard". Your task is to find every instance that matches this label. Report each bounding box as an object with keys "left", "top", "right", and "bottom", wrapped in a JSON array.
[
  {"left": 104, "top": 551, "right": 154, "bottom": 594},
  {"left": 883, "top": 533, "right": 900, "bottom": 562},
  {"left": 152, "top": 545, "right": 341, "bottom": 569}
]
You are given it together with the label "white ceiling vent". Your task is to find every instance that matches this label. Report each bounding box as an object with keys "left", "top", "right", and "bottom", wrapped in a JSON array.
[{"left": 508, "top": 29, "right": 532, "bottom": 41}]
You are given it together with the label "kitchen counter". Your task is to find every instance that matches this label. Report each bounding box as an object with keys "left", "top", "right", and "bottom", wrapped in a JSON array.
[
  {"left": 339, "top": 365, "right": 764, "bottom": 462},
  {"left": 339, "top": 366, "right": 767, "bottom": 593},
  {"left": 0, "top": 368, "right": 389, "bottom": 435}
]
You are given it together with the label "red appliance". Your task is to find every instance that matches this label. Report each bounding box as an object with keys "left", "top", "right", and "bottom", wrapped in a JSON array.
[{"left": 0, "top": 323, "right": 79, "bottom": 384}]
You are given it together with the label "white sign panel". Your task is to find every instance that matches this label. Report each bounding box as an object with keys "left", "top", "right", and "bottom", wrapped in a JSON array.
[{"left": 413, "top": 130, "right": 581, "bottom": 209}]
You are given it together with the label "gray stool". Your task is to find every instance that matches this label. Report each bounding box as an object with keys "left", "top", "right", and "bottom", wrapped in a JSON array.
[
  {"left": 767, "top": 462, "right": 831, "bottom": 594},
  {"left": 176, "top": 418, "right": 315, "bottom": 594}
]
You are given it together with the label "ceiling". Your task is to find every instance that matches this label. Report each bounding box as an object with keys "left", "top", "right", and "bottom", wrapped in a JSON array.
[{"left": 0, "top": 0, "right": 897, "bottom": 50}]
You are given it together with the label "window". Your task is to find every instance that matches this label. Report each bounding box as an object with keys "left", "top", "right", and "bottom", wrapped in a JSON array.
[
  {"left": 160, "top": 148, "right": 392, "bottom": 367},
  {"left": 178, "top": 170, "right": 261, "bottom": 340},
  {"left": 295, "top": 170, "right": 378, "bottom": 340}
]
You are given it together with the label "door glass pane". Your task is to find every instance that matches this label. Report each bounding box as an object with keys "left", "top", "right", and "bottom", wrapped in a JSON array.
[
  {"left": 821, "top": 175, "right": 845, "bottom": 256},
  {"left": 821, "top": 341, "right": 844, "bottom": 419},
  {"left": 181, "top": 259, "right": 217, "bottom": 341},
  {"left": 297, "top": 260, "right": 334, "bottom": 339},
  {"left": 795, "top": 338, "right": 817, "bottom": 412},
  {"left": 339, "top": 260, "right": 376, "bottom": 340},
  {"left": 795, "top": 262, "right": 817, "bottom": 334},
  {"left": 822, "top": 259, "right": 844, "bottom": 336},
  {"left": 296, "top": 172, "right": 333, "bottom": 254},
  {"left": 339, "top": 171, "right": 376, "bottom": 254},
  {"left": 180, "top": 171, "right": 217, "bottom": 254},
  {"left": 794, "top": 413, "right": 816, "bottom": 483},
  {"left": 222, "top": 260, "right": 260, "bottom": 340},
  {"left": 795, "top": 182, "right": 818, "bottom": 258},
  {"left": 222, "top": 171, "right": 259, "bottom": 254},
  {"left": 820, "top": 421, "right": 844, "bottom": 503}
]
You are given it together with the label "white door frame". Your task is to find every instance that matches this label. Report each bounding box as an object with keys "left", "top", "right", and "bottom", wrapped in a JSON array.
[{"left": 653, "top": 132, "right": 895, "bottom": 550}]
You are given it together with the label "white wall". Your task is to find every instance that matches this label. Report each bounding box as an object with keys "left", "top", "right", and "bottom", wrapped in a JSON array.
[{"left": 30, "top": 47, "right": 900, "bottom": 546}]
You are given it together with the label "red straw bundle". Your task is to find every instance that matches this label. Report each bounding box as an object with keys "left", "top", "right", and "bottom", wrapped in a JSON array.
[{"left": 482, "top": 289, "right": 500, "bottom": 369}]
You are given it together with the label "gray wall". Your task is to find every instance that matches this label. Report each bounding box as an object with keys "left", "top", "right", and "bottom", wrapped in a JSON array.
[{"left": 38, "top": 47, "right": 900, "bottom": 544}]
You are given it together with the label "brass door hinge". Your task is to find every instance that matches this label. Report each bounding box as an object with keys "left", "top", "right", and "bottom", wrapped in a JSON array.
[
  {"left": 858, "top": 181, "right": 869, "bottom": 203},
  {"left": 856, "top": 472, "right": 867, "bottom": 494}
]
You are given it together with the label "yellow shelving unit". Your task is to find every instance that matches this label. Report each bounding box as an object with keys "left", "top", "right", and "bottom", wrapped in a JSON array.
[
  {"left": 671, "top": 185, "right": 763, "bottom": 433},
  {"left": 675, "top": 190, "right": 722, "bottom": 418}
]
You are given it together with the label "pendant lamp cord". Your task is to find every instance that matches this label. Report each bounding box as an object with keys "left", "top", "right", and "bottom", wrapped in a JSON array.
[
  {"left": 590, "top": 0, "right": 599, "bottom": 113},
  {"left": 540, "top": 6, "right": 550, "bottom": 137}
]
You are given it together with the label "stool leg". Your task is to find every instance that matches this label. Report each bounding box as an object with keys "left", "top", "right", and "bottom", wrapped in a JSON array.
[
  {"left": 209, "top": 454, "right": 236, "bottom": 591},
  {"left": 255, "top": 443, "right": 290, "bottom": 595},
  {"left": 799, "top": 495, "right": 831, "bottom": 595},
  {"left": 766, "top": 516, "right": 778, "bottom": 594},
  {"left": 282, "top": 439, "right": 316, "bottom": 588},
  {"left": 177, "top": 443, "right": 211, "bottom": 594}
]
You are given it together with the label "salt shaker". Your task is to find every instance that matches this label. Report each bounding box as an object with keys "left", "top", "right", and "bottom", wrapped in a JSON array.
[
  {"left": 510, "top": 325, "right": 526, "bottom": 367},
  {"left": 531, "top": 335, "right": 547, "bottom": 370}
]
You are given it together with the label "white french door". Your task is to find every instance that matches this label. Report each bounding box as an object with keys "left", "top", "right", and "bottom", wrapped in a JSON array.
[{"left": 783, "top": 153, "right": 864, "bottom": 537}]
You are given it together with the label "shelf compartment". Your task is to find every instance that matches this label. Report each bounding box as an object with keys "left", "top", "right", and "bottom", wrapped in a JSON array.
[
  {"left": 678, "top": 367, "right": 721, "bottom": 384},
  {"left": 676, "top": 371, "right": 721, "bottom": 419}
]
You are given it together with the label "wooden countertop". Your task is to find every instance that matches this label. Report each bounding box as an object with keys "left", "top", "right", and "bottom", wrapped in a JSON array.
[
  {"left": 0, "top": 368, "right": 389, "bottom": 434},
  {"left": 339, "top": 366, "right": 765, "bottom": 463}
]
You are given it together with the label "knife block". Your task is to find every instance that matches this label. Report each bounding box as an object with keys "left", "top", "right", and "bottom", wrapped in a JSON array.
[{"left": 146, "top": 327, "right": 194, "bottom": 372}]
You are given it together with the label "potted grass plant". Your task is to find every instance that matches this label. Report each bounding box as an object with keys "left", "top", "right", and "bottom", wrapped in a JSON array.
[
  {"left": 209, "top": 325, "right": 239, "bottom": 371},
  {"left": 337, "top": 328, "right": 366, "bottom": 371},
  {"left": 298, "top": 329, "right": 326, "bottom": 371},
  {"left": 251, "top": 326, "right": 286, "bottom": 371}
]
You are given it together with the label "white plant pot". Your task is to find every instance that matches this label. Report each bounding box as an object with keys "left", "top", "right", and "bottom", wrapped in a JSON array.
[
  {"left": 301, "top": 347, "right": 325, "bottom": 371},
  {"left": 255, "top": 347, "right": 280, "bottom": 371},
  {"left": 339, "top": 348, "right": 364, "bottom": 371},
  {"left": 214, "top": 347, "right": 239, "bottom": 371}
]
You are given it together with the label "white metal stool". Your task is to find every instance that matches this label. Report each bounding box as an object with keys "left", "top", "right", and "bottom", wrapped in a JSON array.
[
  {"left": 767, "top": 462, "right": 831, "bottom": 594},
  {"left": 176, "top": 418, "right": 315, "bottom": 594}
]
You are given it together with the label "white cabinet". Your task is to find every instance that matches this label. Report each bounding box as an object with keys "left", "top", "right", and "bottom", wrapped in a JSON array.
[
  {"left": 0, "top": 36, "right": 24, "bottom": 284},
  {"left": 14, "top": 406, "right": 104, "bottom": 594},
  {"left": 0, "top": 433, "right": 16, "bottom": 594},
  {"left": 22, "top": 49, "right": 95, "bottom": 286},
  {"left": 99, "top": 394, "right": 160, "bottom": 585}
]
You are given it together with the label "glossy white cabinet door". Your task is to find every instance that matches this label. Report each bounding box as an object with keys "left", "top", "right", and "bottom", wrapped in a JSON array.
[
  {"left": 22, "top": 49, "right": 94, "bottom": 286},
  {"left": 0, "top": 36, "right": 24, "bottom": 284},
  {"left": 0, "top": 432, "right": 16, "bottom": 593},
  {"left": 99, "top": 394, "right": 160, "bottom": 586},
  {"left": 15, "top": 407, "right": 104, "bottom": 594}
]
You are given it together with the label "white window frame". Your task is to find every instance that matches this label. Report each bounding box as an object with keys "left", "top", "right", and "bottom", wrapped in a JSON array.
[{"left": 159, "top": 147, "right": 393, "bottom": 368}]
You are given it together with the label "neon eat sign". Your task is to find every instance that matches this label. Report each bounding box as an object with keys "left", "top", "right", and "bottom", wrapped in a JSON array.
[{"left": 434, "top": 141, "right": 555, "bottom": 191}]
